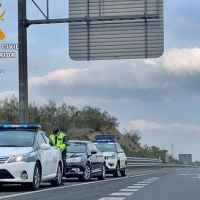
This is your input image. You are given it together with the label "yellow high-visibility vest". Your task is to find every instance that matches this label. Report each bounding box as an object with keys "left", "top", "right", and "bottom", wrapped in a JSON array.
[{"left": 50, "top": 132, "right": 66, "bottom": 151}]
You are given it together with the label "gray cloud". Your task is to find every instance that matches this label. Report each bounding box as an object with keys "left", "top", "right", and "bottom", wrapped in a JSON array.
[{"left": 27, "top": 47, "right": 200, "bottom": 93}]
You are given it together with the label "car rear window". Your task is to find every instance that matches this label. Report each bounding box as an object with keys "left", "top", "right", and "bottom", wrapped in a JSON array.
[
  {"left": 93, "top": 142, "right": 117, "bottom": 152},
  {"left": 67, "top": 142, "right": 86, "bottom": 153}
]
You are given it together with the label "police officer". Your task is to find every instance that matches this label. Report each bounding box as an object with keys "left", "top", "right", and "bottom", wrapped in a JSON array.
[{"left": 50, "top": 126, "right": 68, "bottom": 185}]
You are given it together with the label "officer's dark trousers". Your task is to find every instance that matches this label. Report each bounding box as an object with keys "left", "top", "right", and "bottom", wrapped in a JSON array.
[{"left": 62, "top": 155, "right": 66, "bottom": 179}]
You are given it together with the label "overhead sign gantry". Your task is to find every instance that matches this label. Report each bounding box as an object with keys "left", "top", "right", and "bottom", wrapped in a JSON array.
[{"left": 18, "top": 0, "right": 164, "bottom": 123}]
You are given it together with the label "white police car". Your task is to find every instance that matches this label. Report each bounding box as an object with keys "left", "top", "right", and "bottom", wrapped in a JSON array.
[
  {"left": 0, "top": 124, "right": 63, "bottom": 191},
  {"left": 93, "top": 135, "right": 127, "bottom": 177}
]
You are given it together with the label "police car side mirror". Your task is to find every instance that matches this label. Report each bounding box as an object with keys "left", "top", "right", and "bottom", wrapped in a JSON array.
[
  {"left": 118, "top": 150, "right": 124, "bottom": 154},
  {"left": 91, "top": 150, "right": 97, "bottom": 154},
  {"left": 41, "top": 143, "right": 51, "bottom": 150}
]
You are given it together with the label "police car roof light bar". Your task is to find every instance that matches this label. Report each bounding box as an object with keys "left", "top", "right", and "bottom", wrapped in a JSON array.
[
  {"left": 0, "top": 123, "right": 41, "bottom": 130},
  {"left": 94, "top": 135, "right": 117, "bottom": 142}
]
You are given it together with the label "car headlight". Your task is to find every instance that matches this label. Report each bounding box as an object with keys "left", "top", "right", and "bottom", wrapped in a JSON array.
[
  {"left": 66, "top": 157, "right": 81, "bottom": 162},
  {"left": 8, "top": 154, "right": 29, "bottom": 163},
  {"left": 109, "top": 154, "right": 117, "bottom": 159}
]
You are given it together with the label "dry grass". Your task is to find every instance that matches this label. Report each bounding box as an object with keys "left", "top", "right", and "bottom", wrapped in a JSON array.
[{"left": 66, "top": 127, "right": 142, "bottom": 153}]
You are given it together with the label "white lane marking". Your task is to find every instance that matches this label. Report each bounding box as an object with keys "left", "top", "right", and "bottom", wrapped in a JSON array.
[
  {"left": 0, "top": 170, "right": 175, "bottom": 199},
  {"left": 100, "top": 174, "right": 164, "bottom": 200},
  {"left": 0, "top": 177, "right": 126, "bottom": 200},
  {"left": 120, "top": 189, "right": 137, "bottom": 192},
  {"left": 99, "top": 198, "right": 125, "bottom": 200},
  {"left": 133, "top": 183, "right": 148, "bottom": 186},
  {"left": 126, "top": 186, "right": 139, "bottom": 190},
  {"left": 128, "top": 169, "right": 176, "bottom": 178},
  {"left": 138, "top": 182, "right": 151, "bottom": 184},
  {"left": 143, "top": 177, "right": 160, "bottom": 182},
  {"left": 145, "top": 178, "right": 156, "bottom": 181},
  {"left": 149, "top": 177, "right": 160, "bottom": 180},
  {"left": 110, "top": 192, "right": 133, "bottom": 196},
  {"left": 127, "top": 186, "right": 144, "bottom": 188}
]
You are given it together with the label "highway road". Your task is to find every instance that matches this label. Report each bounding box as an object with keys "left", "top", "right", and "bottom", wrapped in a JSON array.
[{"left": 0, "top": 168, "right": 200, "bottom": 200}]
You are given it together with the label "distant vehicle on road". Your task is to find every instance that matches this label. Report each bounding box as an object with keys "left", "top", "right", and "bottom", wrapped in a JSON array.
[
  {"left": 0, "top": 124, "right": 63, "bottom": 191},
  {"left": 93, "top": 135, "right": 127, "bottom": 177},
  {"left": 66, "top": 140, "right": 106, "bottom": 181}
]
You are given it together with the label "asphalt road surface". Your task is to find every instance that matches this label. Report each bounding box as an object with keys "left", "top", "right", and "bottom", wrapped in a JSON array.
[{"left": 0, "top": 168, "right": 200, "bottom": 200}]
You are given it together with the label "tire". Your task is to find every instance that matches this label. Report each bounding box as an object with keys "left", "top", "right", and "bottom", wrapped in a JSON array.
[
  {"left": 113, "top": 162, "right": 120, "bottom": 177},
  {"left": 25, "top": 162, "right": 41, "bottom": 191},
  {"left": 98, "top": 163, "right": 106, "bottom": 180},
  {"left": 50, "top": 162, "right": 62, "bottom": 186},
  {"left": 121, "top": 168, "right": 126, "bottom": 177},
  {"left": 79, "top": 164, "right": 91, "bottom": 182}
]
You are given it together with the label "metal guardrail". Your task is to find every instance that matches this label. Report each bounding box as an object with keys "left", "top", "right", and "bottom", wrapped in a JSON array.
[{"left": 126, "top": 157, "right": 199, "bottom": 169}]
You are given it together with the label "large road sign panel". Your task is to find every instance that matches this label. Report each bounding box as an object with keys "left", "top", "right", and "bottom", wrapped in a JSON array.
[{"left": 69, "top": 0, "right": 164, "bottom": 61}]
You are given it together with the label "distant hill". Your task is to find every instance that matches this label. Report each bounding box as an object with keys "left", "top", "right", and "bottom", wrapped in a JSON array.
[{"left": 67, "top": 127, "right": 143, "bottom": 155}]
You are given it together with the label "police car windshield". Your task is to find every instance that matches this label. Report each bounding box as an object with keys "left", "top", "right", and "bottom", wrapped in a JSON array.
[
  {"left": 94, "top": 142, "right": 117, "bottom": 152},
  {"left": 67, "top": 142, "right": 86, "bottom": 153},
  {"left": 0, "top": 131, "right": 35, "bottom": 147}
]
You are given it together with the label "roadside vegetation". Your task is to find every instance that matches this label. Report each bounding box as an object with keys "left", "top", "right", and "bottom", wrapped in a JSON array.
[
  {"left": 122, "top": 129, "right": 181, "bottom": 164},
  {"left": 0, "top": 95, "right": 196, "bottom": 165}
]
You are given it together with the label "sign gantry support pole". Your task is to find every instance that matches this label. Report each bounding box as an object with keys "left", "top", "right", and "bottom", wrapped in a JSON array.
[
  {"left": 18, "top": 0, "right": 28, "bottom": 123},
  {"left": 18, "top": 0, "right": 160, "bottom": 123}
]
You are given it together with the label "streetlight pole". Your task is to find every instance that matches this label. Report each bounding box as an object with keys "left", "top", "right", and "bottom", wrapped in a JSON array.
[{"left": 170, "top": 143, "right": 174, "bottom": 158}]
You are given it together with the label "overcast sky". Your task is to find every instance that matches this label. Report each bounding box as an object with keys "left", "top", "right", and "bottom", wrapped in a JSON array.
[{"left": 1, "top": 0, "right": 200, "bottom": 161}]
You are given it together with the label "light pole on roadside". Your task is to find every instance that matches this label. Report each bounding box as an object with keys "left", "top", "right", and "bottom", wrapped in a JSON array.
[{"left": 170, "top": 143, "right": 175, "bottom": 158}]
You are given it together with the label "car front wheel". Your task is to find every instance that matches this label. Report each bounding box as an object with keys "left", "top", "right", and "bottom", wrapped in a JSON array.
[
  {"left": 113, "top": 162, "right": 120, "bottom": 177},
  {"left": 79, "top": 164, "right": 91, "bottom": 182},
  {"left": 98, "top": 163, "right": 106, "bottom": 180},
  {"left": 24, "top": 162, "right": 41, "bottom": 191},
  {"left": 51, "top": 162, "right": 62, "bottom": 186},
  {"left": 121, "top": 168, "right": 126, "bottom": 177}
]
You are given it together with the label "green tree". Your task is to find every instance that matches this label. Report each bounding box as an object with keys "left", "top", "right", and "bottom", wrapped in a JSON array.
[
  {"left": 0, "top": 95, "right": 119, "bottom": 133},
  {"left": 0, "top": 95, "right": 18, "bottom": 123},
  {"left": 123, "top": 129, "right": 141, "bottom": 145}
]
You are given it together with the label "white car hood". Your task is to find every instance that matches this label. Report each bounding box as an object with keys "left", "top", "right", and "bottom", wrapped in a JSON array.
[
  {"left": 102, "top": 152, "right": 115, "bottom": 156},
  {"left": 0, "top": 147, "right": 33, "bottom": 157}
]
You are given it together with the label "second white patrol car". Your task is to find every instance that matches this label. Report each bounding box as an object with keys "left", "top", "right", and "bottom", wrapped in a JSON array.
[
  {"left": 0, "top": 124, "right": 63, "bottom": 191},
  {"left": 93, "top": 135, "right": 127, "bottom": 177}
]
